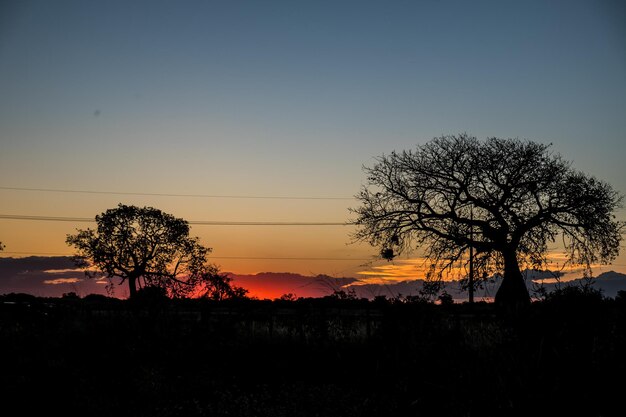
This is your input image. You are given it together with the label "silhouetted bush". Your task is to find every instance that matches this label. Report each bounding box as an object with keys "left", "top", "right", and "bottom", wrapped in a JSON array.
[
  {"left": 134, "top": 285, "right": 170, "bottom": 305},
  {"left": 544, "top": 283, "right": 604, "bottom": 304}
]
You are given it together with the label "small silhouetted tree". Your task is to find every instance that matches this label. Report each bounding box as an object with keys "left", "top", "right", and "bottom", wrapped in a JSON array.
[
  {"left": 279, "top": 293, "right": 298, "bottom": 301},
  {"left": 438, "top": 291, "right": 454, "bottom": 306},
  {"left": 195, "top": 269, "right": 248, "bottom": 300},
  {"left": 351, "top": 134, "right": 623, "bottom": 312},
  {"left": 66, "top": 204, "right": 227, "bottom": 299}
]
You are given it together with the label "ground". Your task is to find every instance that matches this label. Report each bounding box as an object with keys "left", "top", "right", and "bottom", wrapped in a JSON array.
[{"left": 2, "top": 293, "right": 625, "bottom": 416}]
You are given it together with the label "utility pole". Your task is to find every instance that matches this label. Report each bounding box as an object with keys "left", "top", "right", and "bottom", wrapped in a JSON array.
[{"left": 468, "top": 208, "right": 474, "bottom": 304}]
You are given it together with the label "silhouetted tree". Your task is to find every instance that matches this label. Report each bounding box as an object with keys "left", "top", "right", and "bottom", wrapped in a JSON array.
[
  {"left": 438, "top": 291, "right": 454, "bottom": 306},
  {"left": 195, "top": 269, "right": 248, "bottom": 300},
  {"left": 330, "top": 288, "right": 358, "bottom": 300},
  {"left": 66, "top": 204, "right": 221, "bottom": 299},
  {"left": 279, "top": 293, "right": 298, "bottom": 301},
  {"left": 351, "top": 134, "right": 623, "bottom": 312}
]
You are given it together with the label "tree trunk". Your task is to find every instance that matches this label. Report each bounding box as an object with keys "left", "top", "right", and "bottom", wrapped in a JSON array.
[
  {"left": 127, "top": 275, "right": 137, "bottom": 299},
  {"left": 495, "top": 249, "right": 530, "bottom": 314}
]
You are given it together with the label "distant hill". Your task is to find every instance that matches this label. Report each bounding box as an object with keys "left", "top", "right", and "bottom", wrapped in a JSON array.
[
  {"left": 1, "top": 256, "right": 625, "bottom": 300},
  {"left": 228, "top": 272, "right": 357, "bottom": 299},
  {"left": 532, "top": 271, "right": 626, "bottom": 298},
  {"left": 227, "top": 272, "right": 495, "bottom": 300}
]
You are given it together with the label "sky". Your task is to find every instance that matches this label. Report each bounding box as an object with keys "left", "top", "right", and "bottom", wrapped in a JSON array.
[{"left": 1, "top": 0, "right": 625, "bottom": 286}]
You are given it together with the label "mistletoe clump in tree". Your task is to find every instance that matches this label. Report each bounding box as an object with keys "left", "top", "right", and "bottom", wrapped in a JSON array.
[{"left": 351, "top": 134, "right": 623, "bottom": 311}]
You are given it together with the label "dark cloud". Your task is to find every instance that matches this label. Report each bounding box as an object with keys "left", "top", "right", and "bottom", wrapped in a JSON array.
[{"left": 0, "top": 256, "right": 109, "bottom": 297}]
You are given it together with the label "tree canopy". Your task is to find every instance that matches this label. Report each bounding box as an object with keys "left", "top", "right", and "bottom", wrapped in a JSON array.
[
  {"left": 351, "top": 134, "right": 623, "bottom": 310},
  {"left": 66, "top": 204, "right": 244, "bottom": 299}
]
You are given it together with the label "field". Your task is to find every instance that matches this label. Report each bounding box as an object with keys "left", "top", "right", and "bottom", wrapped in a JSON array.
[{"left": 2, "top": 291, "right": 625, "bottom": 416}]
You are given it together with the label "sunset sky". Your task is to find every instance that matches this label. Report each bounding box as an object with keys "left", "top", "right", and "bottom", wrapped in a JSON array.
[{"left": 1, "top": 0, "right": 625, "bottom": 287}]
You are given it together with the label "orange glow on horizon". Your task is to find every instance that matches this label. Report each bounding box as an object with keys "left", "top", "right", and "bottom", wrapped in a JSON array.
[{"left": 356, "top": 252, "right": 615, "bottom": 284}]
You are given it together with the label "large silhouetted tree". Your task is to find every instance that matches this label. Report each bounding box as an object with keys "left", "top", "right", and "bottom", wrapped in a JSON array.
[
  {"left": 351, "top": 134, "right": 623, "bottom": 312},
  {"left": 66, "top": 204, "right": 239, "bottom": 299}
]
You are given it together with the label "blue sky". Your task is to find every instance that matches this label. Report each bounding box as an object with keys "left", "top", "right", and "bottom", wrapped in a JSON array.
[{"left": 1, "top": 0, "right": 625, "bottom": 278}]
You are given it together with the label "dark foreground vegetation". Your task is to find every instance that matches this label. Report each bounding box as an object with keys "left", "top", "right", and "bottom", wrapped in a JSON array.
[{"left": 2, "top": 289, "right": 625, "bottom": 417}]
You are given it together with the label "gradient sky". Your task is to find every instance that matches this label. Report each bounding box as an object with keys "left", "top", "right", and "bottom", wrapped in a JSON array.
[{"left": 1, "top": 0, "right": 625, "bottom": 282}]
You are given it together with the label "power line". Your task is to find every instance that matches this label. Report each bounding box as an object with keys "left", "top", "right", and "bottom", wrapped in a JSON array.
[
  {"left": 0, "top": 186, "right": 355, "bottom": 201},
  {"left": 0, "top": 214, "right": 347, "bottom": 226},
  {"left": 212, "top": 256, "right": 371, "bottom": 261},
  {"left": 0, "top": 251, "right": 371, "bottom": 261},
  {"left": 0, "top": 215, "right": 93, "bottom": 223},
  {"left": 191, "top": 220, "right": 346, "bottom": 226},
  {"left": 2, "top": 251, "right": 72, "bottom": 256}
]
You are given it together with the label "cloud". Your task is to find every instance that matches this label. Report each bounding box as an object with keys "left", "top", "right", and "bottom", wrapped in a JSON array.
[
  {"left": 357, "top": 257, "right": 470, "bottom": 283},
  {"left": 43, "top": 268, "right": 84, "bottom": 274},
  {"left": 43, "top": 278, "right": 84, "bottom": 285},
  {"left": 356, "top": 258, "right": 429, "bottom": 281},
  {"left": 0, "top": 256, "right": 108, "bottom": 297},
  {"left": 356, "top": 251, "right": 612, "bottom": 286}
]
